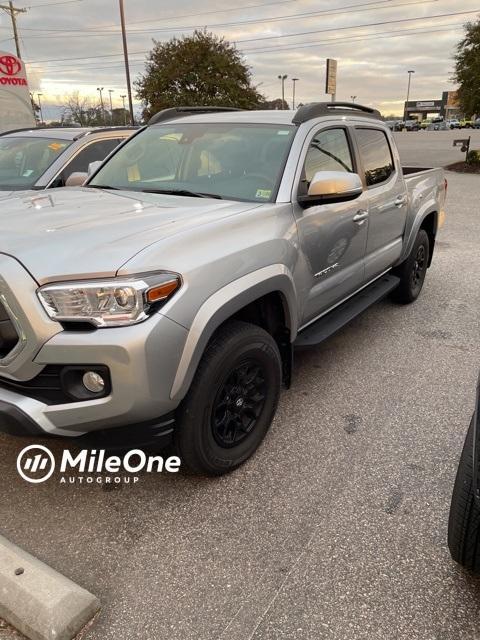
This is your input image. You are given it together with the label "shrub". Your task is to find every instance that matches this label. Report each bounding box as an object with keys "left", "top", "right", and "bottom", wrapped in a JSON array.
[{"left": 466, "top": 149, "right": 480, "bottom": 164}]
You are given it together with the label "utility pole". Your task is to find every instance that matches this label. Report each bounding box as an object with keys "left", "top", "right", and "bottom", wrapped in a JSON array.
[
  {"left": 292, "top": 78, "right": 299, "bottom": 110},
  {"left": 0, "top": 1, "right": 27, "bottom": 58},
  {"left": 97, "top": 87, "right": 106, "bottom": 125},
  {"left": 404, "top": 70, "right": 415, "bottom": 126},
  {"left": 119, "top": 0, "right": 134, "bottom": 125},
  {"left": 120, "top": 94, "right": 127, "bottom": 125}
]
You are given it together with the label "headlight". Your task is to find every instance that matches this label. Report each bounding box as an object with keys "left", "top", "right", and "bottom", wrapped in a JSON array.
[{"left": 37, "top": 273, "right": 181, "bottom": 327}]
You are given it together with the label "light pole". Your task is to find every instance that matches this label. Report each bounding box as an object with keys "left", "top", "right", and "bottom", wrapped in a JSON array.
[
  {"left": 278, "top": 74, "right": 287, "bottom": 109},
  {"left": 108, "top": 89, "right": 114, "bottom": 124},
  {"left": 292, "top": 78, "right": 299, "bottom": 110},
  {"left": 97, "top": 87, "right": 106, "bottom": 125},
  {"left": 404, "top": 70, "right": 415, "bottom": 127},
  {"left": 120, "top": 94, "right": 127, "bottom": 125},
  {"left": 350, "top": 95, "right": 357, "bottom": 103},
  {"left": 37, "top": 92, "right": 43, "bottom": 125}
]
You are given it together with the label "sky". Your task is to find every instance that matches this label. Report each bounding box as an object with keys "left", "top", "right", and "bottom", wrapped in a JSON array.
[{"left": 0, "top": 0, "right": 478, "bottom": 119}]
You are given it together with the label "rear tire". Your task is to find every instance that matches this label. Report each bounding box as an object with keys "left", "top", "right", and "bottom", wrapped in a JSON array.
[
  {"left": 174, "top": 321, "right": 282, "bottom": 476},
  {"left": 392, "top": 229, "right": 430, "bottom": 304},
  {"left": 448, "top": 417, "right": 480, "bottom": 572}
]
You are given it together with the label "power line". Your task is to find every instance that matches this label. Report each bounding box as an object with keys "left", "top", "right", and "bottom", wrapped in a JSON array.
[
  {"left": 2, "top": 0, "right": 441, "bottom": 34},
  {"left": 26, "top": 0, "right": 85, "bottom": 6},
  {"left": 235, "top": 8, "right": 480, "bottom": 44},
  {"left": 26, "top": 22, "right": 466, "bottom": 74},
  {"left": 244, "top": 22, "right": 466, "bottom": 54},
  {"left": 14, "top": 0, "right": 302, "bottom": 28},
  {"left": 24, "top": 6, "right": 477, "bottom": 64}
]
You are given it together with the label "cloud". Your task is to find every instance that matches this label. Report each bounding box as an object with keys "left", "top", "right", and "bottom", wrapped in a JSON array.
[{"left": 0, "top": 0, "right": 476, "bottom": 117}]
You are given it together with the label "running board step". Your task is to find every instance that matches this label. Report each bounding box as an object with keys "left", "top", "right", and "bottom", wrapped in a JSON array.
[{"left": 294, "top": 274, "right": 400, "bottom": 348}]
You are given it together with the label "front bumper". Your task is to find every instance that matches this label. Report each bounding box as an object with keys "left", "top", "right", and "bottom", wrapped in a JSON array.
[
  {"left": 0, "top": 307, "right": 189, "bottom": 438},
  {"left": 0, "top": 252, "right": 190, "bottom": 439}
]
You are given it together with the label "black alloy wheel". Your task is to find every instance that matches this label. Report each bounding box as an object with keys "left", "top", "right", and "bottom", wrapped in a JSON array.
[
  {"left": 212, "top": 360, "right": 267, "bottom": 448},
  {"left": 410, "top": 243, "right": 427, "bottom": 296}
]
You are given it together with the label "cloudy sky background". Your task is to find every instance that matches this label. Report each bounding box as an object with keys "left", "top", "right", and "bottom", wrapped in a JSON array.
[{"left": 0, "top": 0, "right": 478, "bottom": 119}]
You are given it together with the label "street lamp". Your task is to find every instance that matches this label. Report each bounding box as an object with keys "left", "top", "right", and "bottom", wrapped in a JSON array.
[
  {"left": 404, "top": 70, "right": 415, "bottom": 127},
  {"left": 37, "top": 93, "right": 44, "bottom": 125},
  {"left": 292, "top": 78, "right": 299, "bottom": 110},
  {"left": 278, "top": 74, "right": 288, "bottom": 109},
  {"left": 108, "top": 89, "right": 114, "bottom": 124},
  {"left": 120, "top": 94, "right": 127, "bottom": 125},
  {"left": 350, "top": 95, "right": 357, "bottom": 103},
  {"left": 97, "top": 87, "right": 106, "bottom": 125}
]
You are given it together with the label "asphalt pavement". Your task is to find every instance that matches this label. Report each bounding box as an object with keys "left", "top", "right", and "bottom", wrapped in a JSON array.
[
  {"left": 393, "top": 128, "right": 480, "bottom": 167},
  {"left": 0, "top": 133, "right": 479, "bottom": 640}
]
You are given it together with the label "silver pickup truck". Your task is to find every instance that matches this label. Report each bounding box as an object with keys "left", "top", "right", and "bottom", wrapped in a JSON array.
[{"left": 0, "top": 103, "right": 447, "bottom": 475}]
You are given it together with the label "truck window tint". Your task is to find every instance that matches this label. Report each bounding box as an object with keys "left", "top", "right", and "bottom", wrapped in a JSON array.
[
  {"left": 304, "top": 128, "right": 353, "bottom": 184},
  {"left": 58, "top": 138, "right": 123, "bottom": 186},
  {"left": 356, "top": 128, "right": 394, "bottom": 187}
]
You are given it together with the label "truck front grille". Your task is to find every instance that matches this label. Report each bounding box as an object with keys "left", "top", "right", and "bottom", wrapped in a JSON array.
[{"left": 0, "top": 301, "right": 19, "bottom": 360}]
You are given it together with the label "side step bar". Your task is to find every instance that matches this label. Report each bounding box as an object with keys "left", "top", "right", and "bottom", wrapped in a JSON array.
[{"left": 294, "top": 274, "right": 400, "bottom": 348}]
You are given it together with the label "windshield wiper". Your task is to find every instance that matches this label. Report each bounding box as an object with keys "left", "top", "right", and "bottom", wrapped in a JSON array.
[
  {"left": 87, "top": 184, "right": 121, "bottom": 190},
  {"left": 140, "top": 188, "right": 224, "bottom": 199}
]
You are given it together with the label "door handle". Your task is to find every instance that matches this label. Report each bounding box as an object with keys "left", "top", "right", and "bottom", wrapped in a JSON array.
[
  {"left": 353, "top": 210, "right": 369, "bottom": 224},
  {"left": 394, "top": 195, "right": 407, "bottom": 207}
]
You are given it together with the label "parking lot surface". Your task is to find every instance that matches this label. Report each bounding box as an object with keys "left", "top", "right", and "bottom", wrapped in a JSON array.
[
  {"left": 1, "top": 133, "right": 479, "bottom": 640},
  {"left": 394, "top": 129, "right": 480, "bottom": 167}
]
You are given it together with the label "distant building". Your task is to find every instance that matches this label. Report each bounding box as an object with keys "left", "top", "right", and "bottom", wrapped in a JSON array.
[{"left": 404, "top": 91, "right": 461, "bottom": 121}]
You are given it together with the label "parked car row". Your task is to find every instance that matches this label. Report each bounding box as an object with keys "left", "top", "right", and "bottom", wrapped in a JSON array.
[{"left": 386, "top": 117, "right": 480, "bottom": 132}]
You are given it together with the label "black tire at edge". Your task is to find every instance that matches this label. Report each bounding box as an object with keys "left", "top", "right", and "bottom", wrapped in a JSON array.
[{"left": 448, "top": 416, "right": 480, "bottom": 572}]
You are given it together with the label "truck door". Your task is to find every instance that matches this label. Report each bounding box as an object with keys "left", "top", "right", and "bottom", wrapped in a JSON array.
[
  {"left": 353, "top": 127, "right": 408, "bottom": 280},
  {"left": 293, "top": 126, "right": 369, "bottom": 324}
]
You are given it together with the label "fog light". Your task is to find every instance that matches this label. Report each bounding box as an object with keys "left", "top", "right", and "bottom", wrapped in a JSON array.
[{"left": 82, "top": 371, "right": 105, "bottom": 394}]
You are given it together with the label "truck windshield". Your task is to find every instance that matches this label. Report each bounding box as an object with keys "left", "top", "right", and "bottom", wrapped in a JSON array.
[
  {"left": 0, "top": 136, "right": 71, "bottom": 190},
  {"left": 89, "top": 123, "right": 296, "bottom": 202}
]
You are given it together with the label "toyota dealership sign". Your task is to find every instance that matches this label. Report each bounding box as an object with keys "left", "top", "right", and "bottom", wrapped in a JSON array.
[{"left": 0, "top": 51, "right": 35, "bottom": 132}]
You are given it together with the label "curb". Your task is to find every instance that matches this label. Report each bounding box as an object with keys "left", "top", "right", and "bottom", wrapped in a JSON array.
[{"left": 0, "top": 535, "right": 100, "bottom": 640}]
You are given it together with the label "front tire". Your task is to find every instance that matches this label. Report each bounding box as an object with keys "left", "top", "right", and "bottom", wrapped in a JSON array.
[
  {"left": 392, "top": 229, "right": 430, "bottom": 304},
  {"left": 174, "top": 321, "right": 282, "bottom": 475},
  {"left": 448, "top": 417, "right": 480, "bottom": 572}
]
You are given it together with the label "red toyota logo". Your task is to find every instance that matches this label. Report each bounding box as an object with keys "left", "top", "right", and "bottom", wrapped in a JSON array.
[{"left": 0, "top": 55, "right": 21, "bottom": 76}]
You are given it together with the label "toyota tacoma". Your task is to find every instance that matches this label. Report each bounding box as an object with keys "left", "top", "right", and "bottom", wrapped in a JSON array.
[{"left": 0, "top": 103, "right": 447, "bottom": 475}]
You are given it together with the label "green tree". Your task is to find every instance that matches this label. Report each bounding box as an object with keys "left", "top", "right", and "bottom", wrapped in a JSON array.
[
  {"left": 135, "top": 30, "right": 265, "bottom": 120},
  {"left": 454, "top": 19, "right": 480, "bottom": 117}
]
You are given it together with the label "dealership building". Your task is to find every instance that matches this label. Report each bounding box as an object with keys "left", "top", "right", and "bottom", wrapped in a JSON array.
[{"left": 404, "top": 91, "right": 462, "bottom": 121}]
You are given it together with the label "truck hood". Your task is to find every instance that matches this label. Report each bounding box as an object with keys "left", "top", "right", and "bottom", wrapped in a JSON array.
[
  {"left": 0, "top": 190, "right": 15, "bottom": 200},
  {"left": 0, "top": 187, "right": 260, "bottom": 284}
]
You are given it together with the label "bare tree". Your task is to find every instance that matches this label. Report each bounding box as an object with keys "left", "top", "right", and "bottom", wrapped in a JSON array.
[{"left": 63, "top": 92, "right": 103, "bottom": 126}]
